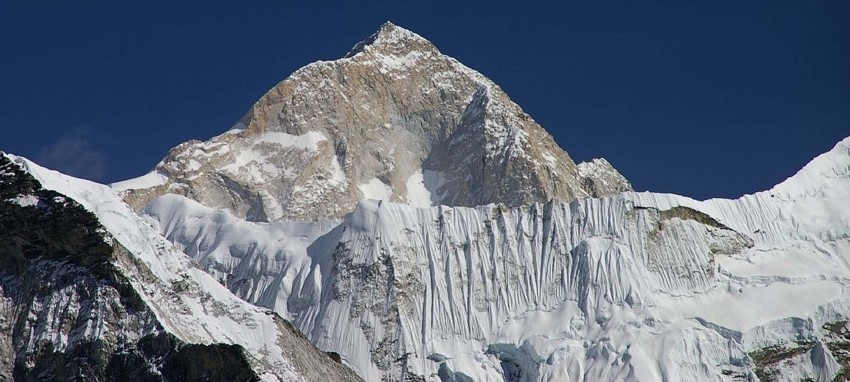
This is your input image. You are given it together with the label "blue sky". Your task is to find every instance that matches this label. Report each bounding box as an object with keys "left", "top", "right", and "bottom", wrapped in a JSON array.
[{"left": 1, "top": 0, "right": 848, "bottom": 199}]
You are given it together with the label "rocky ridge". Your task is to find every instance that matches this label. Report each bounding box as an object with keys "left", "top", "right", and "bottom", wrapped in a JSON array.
[
  {"left": 0, "top": 154, "right": 362, "bottom": 381},
  {"left": 114, "top": 22, "right": 631, "bottom": 221}
]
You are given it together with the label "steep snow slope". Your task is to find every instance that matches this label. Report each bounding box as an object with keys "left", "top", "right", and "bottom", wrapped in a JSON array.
[
  {"left": 142, "top": 136, "right": 850, "bottom": 380},
  {"left": 2, "top": 154, "right": 362, "bottom": 381},
  {"left": 116, "top": 22, "right": 630, "bottom": 221}
]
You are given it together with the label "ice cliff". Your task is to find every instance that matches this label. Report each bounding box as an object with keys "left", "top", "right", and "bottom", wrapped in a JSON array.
[{"left": 141, "top": 138, "right": 850, "bottom": 380}]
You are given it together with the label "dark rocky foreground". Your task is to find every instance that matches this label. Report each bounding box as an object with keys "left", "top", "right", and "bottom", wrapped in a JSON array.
[{"left": 0, "top": 156, "right": 261, "bottom": 381}]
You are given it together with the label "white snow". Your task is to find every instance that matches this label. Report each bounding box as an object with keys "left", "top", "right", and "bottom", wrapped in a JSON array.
[
  {"left": 770, "top": 136, "right": 850, "bottom": 199},
  {"left": 404, "top": 169, "right": 432, "bottom": 207},
  {"left": 542, "top": 152, "right": 559, "bottom": 166},
  {"left": 138, "top": 136, "right": 850, "bottom": 381},
  {"left": 357, "top": 177, "right": 392, "bottom": 201},
  {"left": 376, "top": 50, "right": 430, "bottom": 73},
  {"left": 223, "top": 131, "right": 328, "bottom": 175},
  {"left": 258, "top": 131, "right": 327, "bottom": 152},
  {"left": 577, "top": 158, "right": 611, "bottom": 178},
  {"left": 110, "top": 171, "right": 168, "bottom": 192},
  {"left": 656, "top": 279, "right": 844, "bottom": 332},
  {"left": 6, "top": 194, "right": 40, "bottom": 207},
  {"left": 142, "top": 193, "right": 339, "bottom": 319}
]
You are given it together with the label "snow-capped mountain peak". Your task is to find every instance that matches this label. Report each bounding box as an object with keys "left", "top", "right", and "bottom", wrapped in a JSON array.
[
  {"left": 345, "top": 21, "right": 437, "bottom": 58},
  {"left": 3, "top": 20, "right": 850, "bottom": 382},
  {"left": 115, "top": 22, "right": 632, "bottom": 222}
]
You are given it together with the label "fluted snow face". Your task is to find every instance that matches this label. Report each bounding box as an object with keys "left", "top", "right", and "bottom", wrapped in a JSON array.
[
  {"left": 144, "top": 194, "right": 753, "bottom": 381},
  {"left": 116, "top": 22, "right": 631, "bottom": 221},
  {"left": 142, "top": 137, "right": 850, "bottom": 381}
]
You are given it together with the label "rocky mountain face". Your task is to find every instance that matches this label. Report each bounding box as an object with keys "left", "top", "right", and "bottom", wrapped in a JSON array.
[
  {"left": 0, "top": 155, "right": 362, "bottom": 381},
  {"left": 114, "top": 22, "right": 631, "bottom": 222}
]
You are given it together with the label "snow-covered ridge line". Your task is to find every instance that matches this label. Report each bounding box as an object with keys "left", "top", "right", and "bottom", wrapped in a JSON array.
[
  {"left": 5, "top": 153, "right": 361, "bottom": 381},
  {"left": 141, "top": 135, "right": 850, "bottom": 381},
  {"left": 769, "top": 136, "right": 850, "bottom": 199},
  {"left": 111, "top": 170, "right": 168, "bottom": 192}
]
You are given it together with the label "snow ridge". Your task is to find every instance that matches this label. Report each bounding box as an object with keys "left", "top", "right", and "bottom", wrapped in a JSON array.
[
  {"left": 8, "top": 154, "right": 361, "bottom": 381},
  {"left": 140, "top": 136, "right": 850, "bottom": 381}
]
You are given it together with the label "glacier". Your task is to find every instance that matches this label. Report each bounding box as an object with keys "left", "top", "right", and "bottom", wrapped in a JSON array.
[{"left": 139, "top": 135, "right": 850, "bottom": 381}]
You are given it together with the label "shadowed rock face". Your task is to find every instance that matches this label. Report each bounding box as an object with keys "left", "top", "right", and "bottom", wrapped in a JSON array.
[
  {"left": 0, "top": 156, "right": 260, "bottom": 381},
  {"left": 117, "top": 22, "right": 631, "bottom": 221},
  {"left": 0, "top": 156, "right": 363, "bottom": 381}
]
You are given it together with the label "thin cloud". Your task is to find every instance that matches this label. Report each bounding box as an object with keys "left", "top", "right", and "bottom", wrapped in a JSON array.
[{"left": 38, "top": 126, "right": 108, "bottom": 181}]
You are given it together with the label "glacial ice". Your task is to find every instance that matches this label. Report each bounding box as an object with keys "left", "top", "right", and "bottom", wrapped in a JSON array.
[{"left": 138, "top": 137, "right": 850, "bottom": 381}]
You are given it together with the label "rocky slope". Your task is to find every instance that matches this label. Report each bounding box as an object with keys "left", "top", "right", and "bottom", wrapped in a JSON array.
[
  {"left": 0, "top": 154, "right": 362, "bottom": 381},
  {"left": 114, "top": 22, "right": 631, "bottom": 222},
  {"left": 141, "top": 135, "right": 850, "bottom": 381}
]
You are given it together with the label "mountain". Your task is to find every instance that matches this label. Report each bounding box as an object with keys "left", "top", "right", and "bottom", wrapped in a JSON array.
[
  {"left": 0, "top": 155, "right": 361, "bottom": 381},
  {"left": 3, "top": 21, "right": 850, "bottom": 382},
  {"left": 138, "top": 136, "right": 850, "bottom": 381},
  {"left": 113, "top": 22, "right": 631, "bottom": 222}
]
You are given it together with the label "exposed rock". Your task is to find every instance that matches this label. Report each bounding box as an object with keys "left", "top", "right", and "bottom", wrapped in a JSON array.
[
  {"left": 0, "top": 155, "right": 362, "bottom": 381},
  {"left": 115, "top": 22, "right": 631, "bottom": 221},
  {"left": 577, "top": 158, "right": 632, "bottom": 198}
]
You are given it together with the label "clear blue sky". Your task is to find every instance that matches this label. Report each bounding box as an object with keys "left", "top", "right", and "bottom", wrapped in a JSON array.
[{"left": 1, "top": 0, "right": 848, "bottom": 200}]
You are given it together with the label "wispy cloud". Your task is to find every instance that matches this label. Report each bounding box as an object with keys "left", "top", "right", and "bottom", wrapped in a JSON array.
[{"left": 38, "top": 126, "right": 108, "bottom": 181}]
